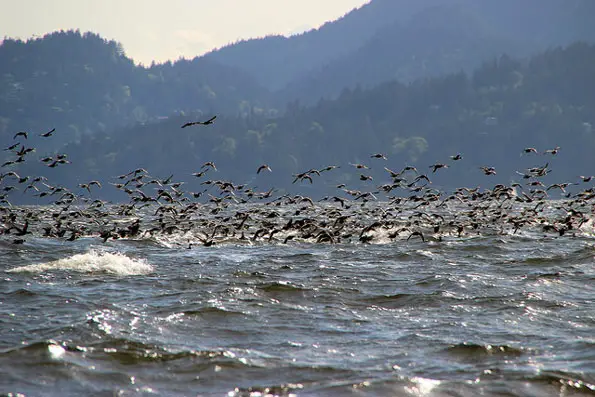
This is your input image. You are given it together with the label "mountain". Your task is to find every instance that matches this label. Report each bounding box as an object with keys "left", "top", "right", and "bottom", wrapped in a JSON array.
[
  {"left": 204, "top": 0, "right": 457, "bottom": 91},
  {"left": 2, "top": 0, "right": 595, "bottom": 151},
  {"left": 0, "top": 30, "right": 269, "bottom": 146},
  {"left": 10, "top": 42, "right": 594, "bottom": 203},
  {"left": 280, "top": 0, "right": 595, "bottom": 103},
  {"left": 205, "top": 0, "right": 595, "bottom": 103},
  {"left": 202, "top": 0, "right": 419, "bottom": 91},
  {"left": 278, "top": 3, "right": 520, "bottom": 104}
]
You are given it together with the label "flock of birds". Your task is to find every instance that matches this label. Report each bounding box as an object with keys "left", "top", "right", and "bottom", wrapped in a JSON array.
[{"left": 1, "top": 117, "right": 594, "bottom": 247}]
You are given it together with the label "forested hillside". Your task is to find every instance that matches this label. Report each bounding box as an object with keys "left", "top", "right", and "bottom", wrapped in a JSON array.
[
  {"left": 0, "top": 30, "right": 269, "bottom": 146},
  {"left": 277, "top": 0, "right": 595, "bottom": 103},
  {"left": 208, "top": 0, "right": 595, "bottom": 100},
  {"left": 2, "top": 0, "right": 595, "bottom": 148},
  {"left": 8, "top": 43, "right": 594, "bottom": 203},
  {"left": 277, "top": 3, "right": 522, "bottom": 104}
]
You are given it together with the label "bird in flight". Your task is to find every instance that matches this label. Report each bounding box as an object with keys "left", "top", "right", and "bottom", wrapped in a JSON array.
[
  {"left": 257, "top": 164, "right": 272, "bottom": 174},
  {"left": 201, "top": 161, "right": 217, "bottom": 171},
  {"left": 40, "top": 128, "right": 56, "bottom": 137},
  {"left": 544, "top": 146, "right": 560, "bottom": 155},
  {"left": 429, "top": 163, "right": 448, "bottom": 173},
  {"left": 181, "top": 116, "right": 217, "bottom": 128}
]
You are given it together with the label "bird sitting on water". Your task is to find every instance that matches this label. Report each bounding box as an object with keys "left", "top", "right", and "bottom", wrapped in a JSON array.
[{"left": 181, "top": 116, "right": 217, "bottom": 128}]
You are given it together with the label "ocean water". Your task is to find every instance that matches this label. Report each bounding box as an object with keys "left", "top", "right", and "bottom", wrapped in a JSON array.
[{"left": 1, "top": 202, "right": 595, "bottom": 397}]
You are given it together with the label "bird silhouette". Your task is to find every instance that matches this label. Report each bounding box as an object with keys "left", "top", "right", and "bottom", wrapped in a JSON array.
[
  {"left": 181, "top": 116, "right": 217, "bottom": 128},
  {"left": 257, "top": 164, "right": 272, "bottom": 174},
  {"left": 40, "top": 128, "right": 56, "bottom": 137},
  {"left": 544, "top": 146, "right": 560, "bottom": 155}
]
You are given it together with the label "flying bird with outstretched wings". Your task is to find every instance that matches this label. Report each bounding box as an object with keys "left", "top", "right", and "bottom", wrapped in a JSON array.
[
  {"left": 181, "top": 116, "right": 217, "bottom": 128},
  {"left": 40, "top": 128, "right": 56, "bottom": 137}
]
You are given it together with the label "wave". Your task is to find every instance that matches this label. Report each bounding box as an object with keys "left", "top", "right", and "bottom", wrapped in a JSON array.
[
  {"left": 180, "top": 306, "right": 247, "bottom": 317},
  {"left": 365, "top": 291, "right": 456, "bottom": 309},
  {"left": 522, "top": 371, "right": 595, "bottom": 396},
  {"left": 6, "top": 249, "right": 153, "bottom": 276},
  {"left": 1, "top": 339, "right": 67, "bottom": 359},
  {"left": 258, "top": 281, "right": 310, "bottom": 293},
  {"left": 443, "top": 342, "right": 525, "bottom": 359},
  {"left": 228, "top": 383, "right": 305, "bottom": 397}
]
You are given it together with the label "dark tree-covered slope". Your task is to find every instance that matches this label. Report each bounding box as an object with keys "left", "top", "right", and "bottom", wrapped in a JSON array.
[
  {"left": 277, "top": 0, "right": 595, "bottom": 104},
  {"left": 0, "top": 30, "right": 269, "bottom": 146},
  {"left": 8, "top": 43, "right": 594, "bottom": 203},
  {"left": 277, "top": 3, "right": 519, "bottom": 104},
  {"left": 205, "top": 0, "right": 595, "bottom": 102},
  {"left": 3, "top": 1, "right": 593, "bottom": 149}
]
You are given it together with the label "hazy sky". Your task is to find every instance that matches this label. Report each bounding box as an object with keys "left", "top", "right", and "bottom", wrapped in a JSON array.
[{"left": 0, "top": 0, "right": 370, "bottom": 65}]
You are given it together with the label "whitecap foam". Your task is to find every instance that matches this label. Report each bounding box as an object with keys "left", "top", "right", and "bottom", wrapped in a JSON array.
[
  {"left": 405, "top": 376, "right": 441, "bottom": 396},
  {"left": 7, "top": 250, "right": 154, "bottom": 276}
]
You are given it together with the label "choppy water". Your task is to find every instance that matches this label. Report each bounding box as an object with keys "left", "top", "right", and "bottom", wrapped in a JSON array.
[{"left": 2, "top": 217, "right": 595, "bottom": 397}]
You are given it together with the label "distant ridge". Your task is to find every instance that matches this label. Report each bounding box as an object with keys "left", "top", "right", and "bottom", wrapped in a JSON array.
[
  {"left": 203, "top": 0, "right": 402, "bottom": 90},
  {"left": 205, "top": 0, "right": 595, "bottom": 102},
  {"left": 15, "top": 42, "right": 593, "bottom": 201},
  {"left": 0, "top": 30, "right": 268, "bottom": 144},
  {"left": 1, "top": 0, "right": 595, "bottom": 148}
]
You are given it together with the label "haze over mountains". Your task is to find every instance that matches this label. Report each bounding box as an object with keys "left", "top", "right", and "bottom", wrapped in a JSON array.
[{"left": 1, "top": 0, "right": 595, "bottom": 201}]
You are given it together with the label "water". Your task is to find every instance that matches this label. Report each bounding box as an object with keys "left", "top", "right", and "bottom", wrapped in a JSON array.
[{"left": 1, "top": 203, "right": 595, "bottom": 396}]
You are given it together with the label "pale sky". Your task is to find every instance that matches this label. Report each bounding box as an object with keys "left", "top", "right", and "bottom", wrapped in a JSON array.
[{"left": 0, "top": 0, "right": 370, "bottom": 65}]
